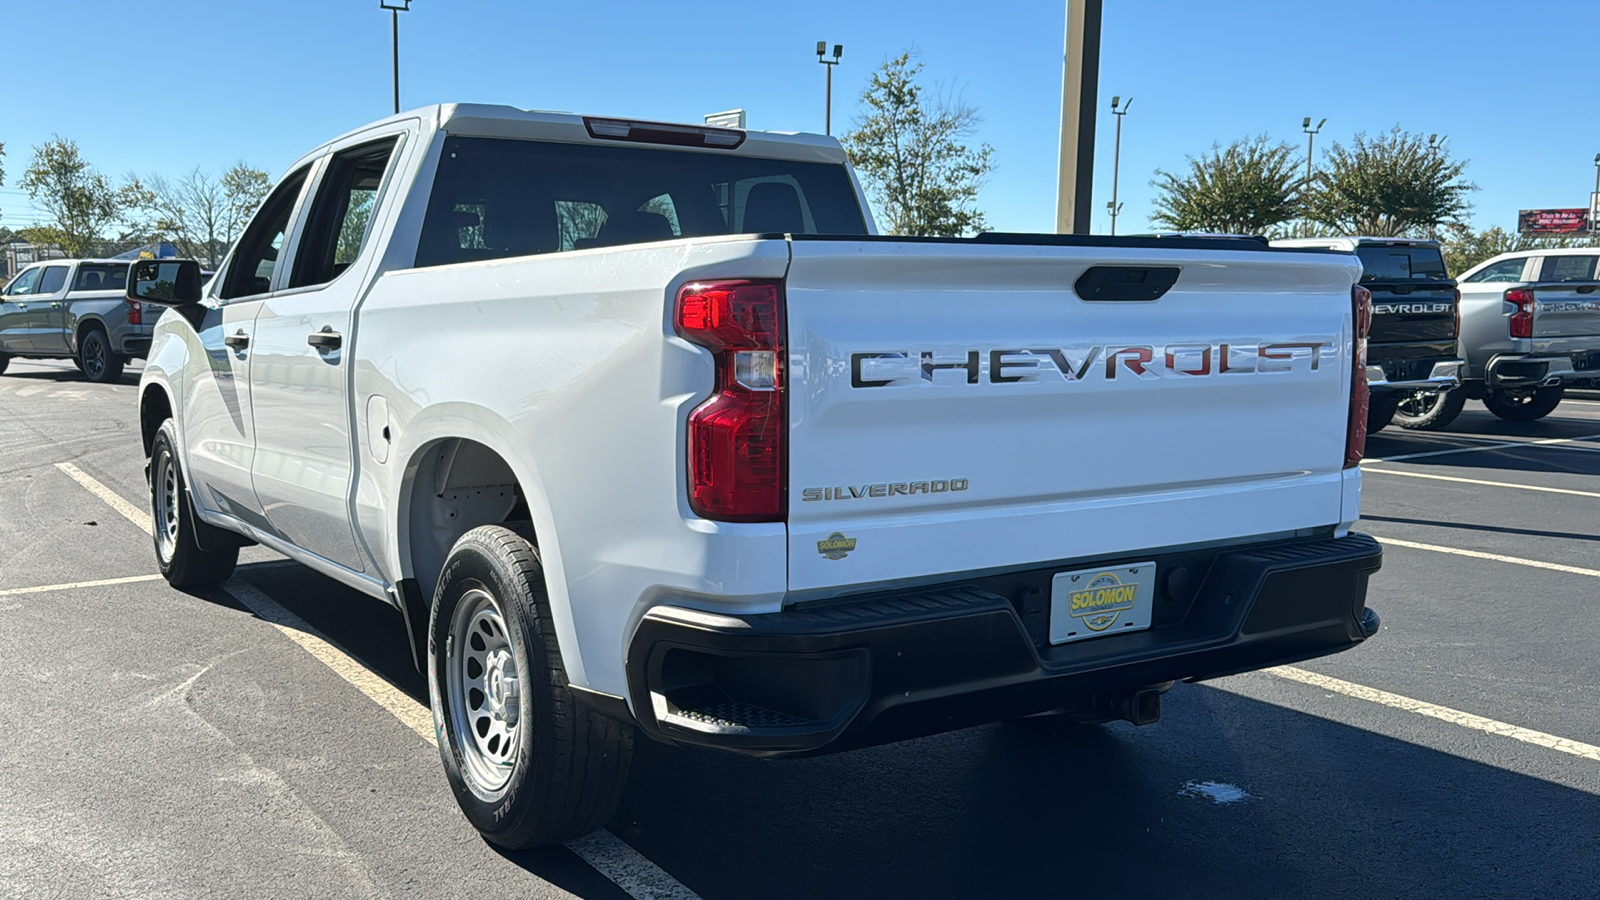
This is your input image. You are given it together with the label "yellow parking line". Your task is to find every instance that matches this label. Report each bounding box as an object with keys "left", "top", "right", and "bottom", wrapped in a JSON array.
[
  {"left": 0, "top": 573, "right": 165, "bottom": 596},
  {"left": 1363, "top": 468, "right": 1600, "bottom": 499},
  {"left": 1376, "top": 536, "right": 1600, "bottom": 579},
  {"left": 55, "top": 462, "right": 153, "bottom": 535},
  {"left": 1267, "top": 666, "right": 1600, "bottom": 763}
]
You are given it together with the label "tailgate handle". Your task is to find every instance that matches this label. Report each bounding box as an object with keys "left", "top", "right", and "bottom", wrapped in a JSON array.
[
  {"left": 1577, "top": 285, "right": 1596, "bottom": 294},
  {"left": 1074, "top": 266, "right": 1180, "bottom": 302}
]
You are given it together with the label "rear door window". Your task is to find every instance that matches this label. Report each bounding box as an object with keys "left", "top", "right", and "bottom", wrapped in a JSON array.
[
  {"left": 415, "top": 137, "right": 867, "bottom": 268},
  {"left": 288, "top": 137, "right": 400, "bottom": 289},
  {"left": 1463, "top": 257, "right": 1529, "bottom": 283},
  {"left": 72, "top": 263, "right": 130, "bottom": 292},
  {"left": 1355, "top": 245, "right": 1449, "bottom": 281},
  {"left": 38, "top": 266, "right": 69, "bottom": 294},
  {"left": 1539, "top": 255, "right": 1598, "bottom": 283}
]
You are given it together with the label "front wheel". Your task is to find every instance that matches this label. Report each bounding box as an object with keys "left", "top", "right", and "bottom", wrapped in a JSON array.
[
  {"left": 79, "top": 328, "right": 125, "bottom": 383},
  {"left": 150, "top": 420, "right": 238, "bottom": 589},
  {"left": 1483, "top": 386, "right": 1563, "bottom": 422},
  {"left": 1394, "top": 388, "right": 1467, "bottom": 431},
  {"left": 429, "top": 525, "right": 633, "bottom": 848}
]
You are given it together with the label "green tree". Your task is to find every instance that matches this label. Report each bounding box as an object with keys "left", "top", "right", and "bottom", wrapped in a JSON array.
[
  {"left": 221, "top": 162, "right": 271, "bottom": 244},
  {"left": 1150, "top": 136, "right": 1302, "bottom": 235},
  {"left": 1303, "top": 128, "right": 1475, "bottom": 236},
  {"left": 841, "top": 52, "right": 995, "bottom": 236},
  {"left": 20, "top": 137, "right": 150, "bottom": 257}
]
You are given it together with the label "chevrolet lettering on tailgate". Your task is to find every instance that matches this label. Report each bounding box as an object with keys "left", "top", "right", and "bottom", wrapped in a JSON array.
[{"left": 850, "top": 340, "right": 1335, "bottom": 388}]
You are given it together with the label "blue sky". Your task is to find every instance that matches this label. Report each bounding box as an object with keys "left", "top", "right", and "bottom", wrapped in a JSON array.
[{"left": 2, "top": 0, "right": 1594, "bottom": 236}]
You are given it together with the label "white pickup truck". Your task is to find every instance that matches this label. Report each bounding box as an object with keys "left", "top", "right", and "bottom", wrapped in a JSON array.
[{"left": 135, "top": 104, "right": 1383, "bottom": 848}]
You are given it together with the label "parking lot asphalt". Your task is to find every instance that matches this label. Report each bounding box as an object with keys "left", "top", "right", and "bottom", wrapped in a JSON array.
[{"left": 2, "top": 357, "right": 1598, "bottom": 899}]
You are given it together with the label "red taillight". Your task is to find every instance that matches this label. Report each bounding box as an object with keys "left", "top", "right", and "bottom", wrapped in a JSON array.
[
  {"left": 675, "top": 280, "right": 785, "bottom": 521},
  {"left": 125, "top": 297, "right": 142, "bottom": 326},
  {"left": 1506, "top": 288, "right": 1535, "bottom": 339},
  {"left": 1345, "top": 285, "right": 1372, "bottom": 469}
]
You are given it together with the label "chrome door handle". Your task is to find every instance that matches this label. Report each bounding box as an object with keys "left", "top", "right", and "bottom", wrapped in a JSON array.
[
  {"left": 223, "top": 331, "right": 250, "bottom": 350},
  {"left": 306, "top": 327, "right": 342, "bottom": 350}
]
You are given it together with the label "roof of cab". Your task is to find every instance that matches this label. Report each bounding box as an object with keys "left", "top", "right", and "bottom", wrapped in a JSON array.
[{"left": 303, "top": 103, "right": 850, "bottom": 167}]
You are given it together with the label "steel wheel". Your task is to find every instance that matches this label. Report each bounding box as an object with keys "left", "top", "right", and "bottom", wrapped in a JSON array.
[
  {"left": 1396, "top": 390, "right": 1442, "bottom": 419},
  {"left": 447, "top": 586, "right": 523, "bottom": 799},
  {"left": 153, "top": 443, "right": 181, "bottom": 565}
]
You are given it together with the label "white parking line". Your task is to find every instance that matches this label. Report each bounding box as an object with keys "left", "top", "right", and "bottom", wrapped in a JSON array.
[
  {"left": 55, "top": 462, "right": 153, "bottom": 534},
  {"left": 1266, "top": 666, "right": 1600, "bottom": 763},
  {"left": 0, "top": 573, "right": 165, "bottom": 596},
  {"left": 1375, "top": 535, "right": 1600, "bottom": 579},
  {"left": 1363, "top": 468, "right": 1600, "bottom": 499},
  {"left": 1365, "top": 431, "right": 1600, "bottom": 463},
  {"left": 59, "top": 461, "right": 703, "bottom": 900}
]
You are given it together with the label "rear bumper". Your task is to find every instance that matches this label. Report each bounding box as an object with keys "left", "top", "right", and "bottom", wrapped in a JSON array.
[
  {"left": 625, "top": 532, "right": 1382, "bottom": 757},
  {"left": 1485, "top": 353, "right": 1600, "bottom": 388},
  {"left": 119, "top": 336, "right": 151, "bottom": 358},
  {"left": 1366, "top": 359, "right": 1462, "bottom": 394}
]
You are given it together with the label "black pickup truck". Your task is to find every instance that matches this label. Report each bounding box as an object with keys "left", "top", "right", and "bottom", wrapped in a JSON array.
[{"left": 1274, "top": 237, "right": 1463, "bottom": 434}]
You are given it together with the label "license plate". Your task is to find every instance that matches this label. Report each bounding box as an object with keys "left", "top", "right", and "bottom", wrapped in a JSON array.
[{"left": 1049, "top": 562, "right": 1156, "bottom": 645}]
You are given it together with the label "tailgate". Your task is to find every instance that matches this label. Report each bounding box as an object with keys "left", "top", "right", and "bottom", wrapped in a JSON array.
[
  {"left": 784, "top": 239, "right": 1360, "bottom": 592},
  {"left": 1533, "top": 285, "right": 1600, "bottom": 338},
  {"left": 1367, "top": 283, "right": 1457, "bottom": 344}
]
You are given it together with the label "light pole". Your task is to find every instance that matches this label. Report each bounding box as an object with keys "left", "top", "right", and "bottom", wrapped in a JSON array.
[
  {"left": 816, "top": 42, "right": 843, "bottom": 135},
  {"left": 1109, "top": 95, "right": 1132, "bottom": 235},
  {"left": 1427, "top": 133, "right": 1442, "bottom": 160},
  {"left": 1591, "top": 153, "right": 1599, "bottom": 235},
  {"left": 1302, "top": 116, "right": 1326, "bottom": 188},
  {"left": 381, "top": 0, "right": 412, "bottom": 115}
]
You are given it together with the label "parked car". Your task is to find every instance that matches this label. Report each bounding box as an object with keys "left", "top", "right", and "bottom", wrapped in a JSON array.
[
  {"left": 1423, "top": 248, "right": 1600, "bottom": 426},
  {"left": 0, "top": 258, "right": 152, "bottom": 382},
  {"left": 136, "top": 104, "right": 1382, "bottom": 849},
  {"left": 1273, "top": 237, "right": 1462, "bottom": 433}
]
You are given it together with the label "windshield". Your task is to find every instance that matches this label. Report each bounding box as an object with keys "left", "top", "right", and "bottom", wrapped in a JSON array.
[
  {"left": 415, "top": 136, "right": 869, "bottom": 268},
  {"left": 1356, "top": 245, "right": 1449, "bottom": 282}
]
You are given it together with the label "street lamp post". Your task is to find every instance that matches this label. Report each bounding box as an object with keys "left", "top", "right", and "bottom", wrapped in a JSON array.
[
  {"left": 817, "top": 42, "right": 843, "bottom": 135},
  {"left": 1302, "top": 116, "right": 1326, "bottom": 188},
  {"left": 1591, "top": 153, "right": 1599, "bottom": 235},
  {"left": 380, "top": 0, "right": 412, "bottom": 115},
  {"left": 1109, "top": 95, "right": 1132, "bottom": 235}
]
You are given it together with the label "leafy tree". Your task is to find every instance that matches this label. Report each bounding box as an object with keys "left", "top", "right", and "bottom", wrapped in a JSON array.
[
  {"left": 1150, "top": 136, "right": 1301, "bottom": 235},
  {"left": 20, "top": 137, "right": 150, "bottom": 257},
  {"left": 841, "top": 52, "right": 995, "bottom": 236},
  {"left": 1439, "top": 223, "right": 1597, "bottom": 276},
  {"left": 147, "top": 163, "right": 271, "bottom": 267},
  {"left": 1302, "top": 128, "right": 1475, "bottom": 236}
]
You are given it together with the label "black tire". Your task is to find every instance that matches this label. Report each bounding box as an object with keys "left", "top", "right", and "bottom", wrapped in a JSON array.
[
  {"left": 429, "top": 525, "right": 633, "bottom": 849},
  {"left": 1394, "top": 388, "right": 1467, "bottom": 431},
  {"left": 79, "top": 328, "right": 125, "bottom": 383},
  {"left": 0, "top": 353, "right": 9, "bottom": 375},
  {"left": 149, "top": 420, "right": 238, "bottom": 589},
  {"left": 1483, "top": 386, "right": 1564, "bottom": 422},
  {"left": 1366, "top": 395, "right": 1399, "bottom": 434}
]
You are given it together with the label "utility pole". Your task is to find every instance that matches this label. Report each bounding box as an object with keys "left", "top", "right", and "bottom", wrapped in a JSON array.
[
  {"left": 1055, "top": 0, "right": 1102, "bottom": 234},
  {"left": 817, "top": 42, "right": 843, "bottom": 135},
  {"left": 381, "top": 0, "right": 412, "bottom": 115},
  {"left": 1109, "top": 95, "right": 1131, "bottom": 235}
]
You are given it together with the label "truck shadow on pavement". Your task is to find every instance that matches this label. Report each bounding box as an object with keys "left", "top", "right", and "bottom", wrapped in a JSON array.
[
  {"left": 1361, "top": 514, "right": 1600, "bottom": 544},
  {"left": 216, "top": 566, "right": 1600, "bottom": 900}
]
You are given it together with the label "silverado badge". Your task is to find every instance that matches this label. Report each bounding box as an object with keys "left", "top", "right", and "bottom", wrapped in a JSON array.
[{"left": 817, "top": 532, "right": 858, "bottom": 561}]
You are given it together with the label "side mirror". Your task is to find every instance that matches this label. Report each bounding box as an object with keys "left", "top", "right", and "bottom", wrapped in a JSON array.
[{"left": 127, "top": 258, "right": 204, "bottom": 307}]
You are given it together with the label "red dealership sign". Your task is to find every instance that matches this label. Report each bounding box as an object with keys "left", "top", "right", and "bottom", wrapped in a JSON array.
[{"left": 1518, "top": 208, "right": 1591, "bottom": 235}]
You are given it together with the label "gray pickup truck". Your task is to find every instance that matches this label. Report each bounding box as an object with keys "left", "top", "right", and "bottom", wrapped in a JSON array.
[{"left": 0, "top": 258, "right": 151, "bottom": 382}]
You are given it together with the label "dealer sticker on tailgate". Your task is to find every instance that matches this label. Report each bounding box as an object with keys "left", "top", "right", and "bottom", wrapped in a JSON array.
[{"left": 1049, "top": 563, "right": 1156, "bottom": 645}]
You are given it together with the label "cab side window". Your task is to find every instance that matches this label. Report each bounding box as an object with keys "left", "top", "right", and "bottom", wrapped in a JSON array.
[
  {"left": 38, "top": 266, "right": 69, "bottom": 294},
  {"left": 288, "top": 138, "right": 399, "bottom": 289},
  {"left": 4, "top": 268, "right": 42, "bottom": 297},
  {"left": 1464, "top": 257, "right": 1528, "bottom": 284},
  {"left": 220, "top": 167, "right": 311, "bottom": 301}
]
